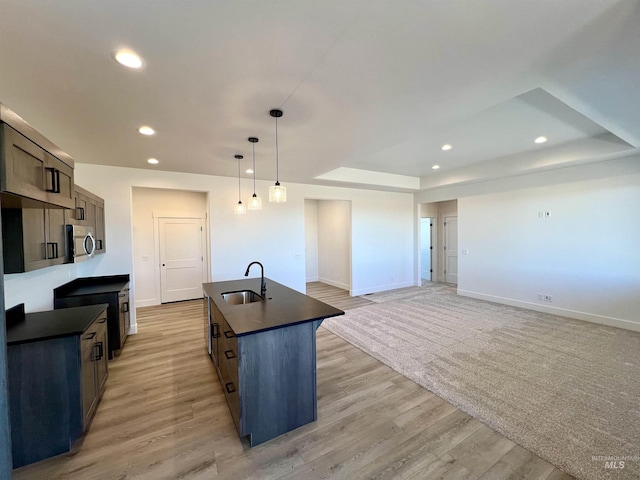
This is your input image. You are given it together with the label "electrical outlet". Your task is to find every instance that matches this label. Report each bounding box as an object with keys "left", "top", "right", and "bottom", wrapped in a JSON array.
[
  {"left": 538, "top": 211, "right": 544, "bottom": 218},
  {"left": 545, "top": 211, "right": 551, "bottom": 218},
  {"left": 544, "top": 294, "right": 552, "bottom": 302},
  {"left": 537, "top": 293, "right": 544, "bottom": 300}
]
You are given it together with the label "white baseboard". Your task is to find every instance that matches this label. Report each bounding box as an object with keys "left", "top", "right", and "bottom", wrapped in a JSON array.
[
  {"left": 351, "top": 280, "right": 416, "bottom": 297},
  {"left": 306, "top": 275, "right": 319, "bottom": 283},
  {"left": 136, "top": 299, "right": 159, "bottom": 308},
  {"left": 128, "top": 324, "right": 138, "bottom": 334},
  {"left": 458, "top": 289, "right": 640, "bottom": 333},
  {"left": 318, "top": 277, "right": 350, "bottom": 291}
]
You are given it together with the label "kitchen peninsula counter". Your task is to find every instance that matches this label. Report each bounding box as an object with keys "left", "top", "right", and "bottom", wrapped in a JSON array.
[{"left": 202, "top": 277, "right": 344, "bottom": 446}]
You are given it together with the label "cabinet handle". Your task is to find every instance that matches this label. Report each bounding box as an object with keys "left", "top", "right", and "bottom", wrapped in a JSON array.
[
  {"left": 85, "top": 332, "right": 96, "bottom": 340},
  {"left": 95, "top": 342, "right": 104, "bottom": 361},
  {"left": 224, "top": 330, "right": 234, "bottom": 339},
  {"left": 98, "top": 318, "right": 107, "bottom": 324},
  {"left": 212, "top": 323, "right": 220, "bottom": 338},
  {"left": 97, "top": 239, "right": 103, "bottom": 250},
  {"left": 225, "top": 382, "right": 236, "bottom": 394},
  {"left": 46, "top": 242, "right": 59, "bottom": 259},
  {"left": 76, "top": 207, "right": 85, "bottom": 221},
  {"left": 45, "top": 168, "right": 60, "bottom": 193},
  {"left": 224, "top": 350, "right": 236, "bottom": 359},
  {"left": 123, "top": 302, "right": 129, "bottom": 312}
]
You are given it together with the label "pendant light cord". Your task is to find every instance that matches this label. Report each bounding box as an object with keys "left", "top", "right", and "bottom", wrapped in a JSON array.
[
  {"left": 275, "top": 116, "right": 279, "bottom": 183},
  {"left": 252, "top": 142, "right": 257, "bottom": 194},
  {"left": 237, "top": 157, "right": 241, "bottom": 202}
]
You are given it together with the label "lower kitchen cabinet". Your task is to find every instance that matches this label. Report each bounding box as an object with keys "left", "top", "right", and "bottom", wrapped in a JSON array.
[
  {"left": 6, "top": 304, "right": 109, "bottom": 468},
  {"left": 54, "top": 275, "right": 130, "bottom": 359}
]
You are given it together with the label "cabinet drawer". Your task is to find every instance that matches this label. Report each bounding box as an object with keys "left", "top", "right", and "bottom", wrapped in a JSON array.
[{"left": 220, "top": 319, "right": 238, "bottom": 356}]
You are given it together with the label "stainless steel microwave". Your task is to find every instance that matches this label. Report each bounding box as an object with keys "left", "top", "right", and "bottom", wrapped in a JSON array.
[{"left": 66, "top": 225, "right": 96, "bottom": 263}]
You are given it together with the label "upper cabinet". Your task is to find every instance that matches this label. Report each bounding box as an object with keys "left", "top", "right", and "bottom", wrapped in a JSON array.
[
  {"left": 67, "top": 185, "right": 106, "bottom": 255},
  {"left": 0, "top": 123, "right": 74, "bottom": 209}
]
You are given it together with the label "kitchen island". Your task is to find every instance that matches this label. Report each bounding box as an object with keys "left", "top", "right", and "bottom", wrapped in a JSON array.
[{"left": 203, "top": 277, "right": 344, "bottom": 446}]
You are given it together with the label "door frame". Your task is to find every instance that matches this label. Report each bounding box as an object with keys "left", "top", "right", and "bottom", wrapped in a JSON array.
[
  {"left": 152, "top": 210, "right": 209, "bottom": 305},
  {"left": 419, "top": 217, "right": 434, "bottom": 282}
]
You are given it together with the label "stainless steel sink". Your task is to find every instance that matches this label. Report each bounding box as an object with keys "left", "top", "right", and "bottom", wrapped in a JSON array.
[{"left": 221, "top": 290, "right": 264, "bottom": 305}]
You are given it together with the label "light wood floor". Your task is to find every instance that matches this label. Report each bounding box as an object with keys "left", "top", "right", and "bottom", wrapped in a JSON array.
[{"left": 13, "top": 284, "right": 573, "bottom": 479}]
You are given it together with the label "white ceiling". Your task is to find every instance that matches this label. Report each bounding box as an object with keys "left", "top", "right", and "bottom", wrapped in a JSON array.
[{"left": 0, "top": 0, "right": 638, "bottom": 192}]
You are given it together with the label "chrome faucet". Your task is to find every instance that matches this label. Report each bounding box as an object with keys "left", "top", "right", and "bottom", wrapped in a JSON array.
[{"left": 245, "top": 261, "right": 266, "bottom": 297}]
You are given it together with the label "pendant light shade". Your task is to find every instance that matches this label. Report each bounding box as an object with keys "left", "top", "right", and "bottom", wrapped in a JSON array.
[
  {"left": 247, "top": 137, "right": 262, "bottom": 210},
  {"left": 234, "top": 154, "right": 246, "bottom": 215},
  {"left": 268, "top": 109, "right": 286, "bottom": 203}
]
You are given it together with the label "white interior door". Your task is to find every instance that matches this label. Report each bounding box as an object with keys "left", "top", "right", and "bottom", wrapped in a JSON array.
[
  {"left": 159, "top": 217, "right": 204, "bottom": 303},
  {"left": 444, "top": 216, "right": 458, "bottom": 284},
  {"left": 420, "top": 218, "right": 432, "bottom": 281}
]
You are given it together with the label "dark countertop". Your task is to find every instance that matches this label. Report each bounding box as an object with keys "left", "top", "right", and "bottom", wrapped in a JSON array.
[
  {"left": 53, "top": 274, "right": 130, "bottom": 297},
  {"left": 203, "top": 278, "right": 344, "bottom": 336},
  {"left": 6, "top": 304, "right": 109, "bottom": 346}
]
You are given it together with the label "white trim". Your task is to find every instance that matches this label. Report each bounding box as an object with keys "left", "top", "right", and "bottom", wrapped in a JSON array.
[
  {"left": 306, "top": 275, "right": 319, "bottom": 283},
  {"left": 351, "top": 280, "right": 416, "bottom": 297},
  {"left": 128, "top": 324, "right": 138, "bottom": 334},
  {"left": 152, "top": 210, "right": 206, "bottom": 219},
  {"left": 458, "top": 289, "right": 640, "bottom": 333},
  {"left": 135, "top": 299, "right": 159, "bottom": 308},
  {"left": 318, "top": 277, "right": 350, "bottom": 292}
]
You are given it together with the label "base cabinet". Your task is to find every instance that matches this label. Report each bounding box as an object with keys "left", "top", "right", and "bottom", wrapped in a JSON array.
[
  {"left": 54, "top": 277, "right": 130, "bottom": 359},
  {"left": 7, "top": 308, "right": 108, "bottom": 468}
]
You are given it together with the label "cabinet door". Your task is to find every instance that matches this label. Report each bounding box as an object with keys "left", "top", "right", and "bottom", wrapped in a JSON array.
[
  {"left": 46, "top": 208, "right": 66, "bottom": 267},
  {"left": 94, "top": 200, "right": 105, "bottom": 253},
  {"left": 95, "top": 317, "right": 109, "bottom": 395},
  {"left": 81, "top": 331, "right": 98, "bottom": 431},
  {"left": 0, "top": 124, "right": 47, "bottom": 202},
  {"left": 44, "top": 152, "right": 74, "bottom": 209},
  {"left": 22, "top": 206, "right": 50, "bottom": 271},
  {"left": 118, "top": 288, "right": 130, "bottom": 348}
]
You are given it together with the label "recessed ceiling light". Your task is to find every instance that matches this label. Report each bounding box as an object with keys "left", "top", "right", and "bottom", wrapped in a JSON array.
[
  {"left": 245, "top": 169, "right": 254, "bottom": 174},
  {"left": 138, "top": 126, "right": 156, "bottom": 136},
  {"left": 441, "top": 144, "right": 452, "bottom": 151},
  {"left": 113, "top": 49, "right": 145, "bottom": 69},
  {"left": 432, "top": 165, "right": 440, "bottom": 170},
  {"left": 534, "top": 136, "right": 548, "bottom": 144},
  {"left": 147, "top": 158, "right": 159, "bottom": 165}
]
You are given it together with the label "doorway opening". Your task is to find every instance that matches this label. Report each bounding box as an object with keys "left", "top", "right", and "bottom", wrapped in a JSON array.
[
  {"left": 304, "top": 199, "right": 352, "bottom": 294},
  {"left": 419, "top": 200, "right": 458, "bottom": 285},
  {"left": 132, "top": 187, "right": 209, "bottom": 308}
]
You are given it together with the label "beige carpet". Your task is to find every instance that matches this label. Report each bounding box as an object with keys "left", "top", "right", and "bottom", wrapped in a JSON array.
[{"left": 322, "top": 283, "right": 640, "bottom": 480}]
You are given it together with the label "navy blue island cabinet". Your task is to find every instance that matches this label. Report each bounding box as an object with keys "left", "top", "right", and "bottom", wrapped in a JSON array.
[{"left": 203, "top": 278, "right": 344, "bottom": 446}]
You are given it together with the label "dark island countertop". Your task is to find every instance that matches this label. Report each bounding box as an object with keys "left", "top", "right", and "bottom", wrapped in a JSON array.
[
  {"left": 203, "top": 278, "right": 344, "bottom": 336},
  {"left": 6, "top": 304, "right": 109, "bottom": 346},
  {"left": 53, "top": 274, "right": 130, "bottom": 297}
]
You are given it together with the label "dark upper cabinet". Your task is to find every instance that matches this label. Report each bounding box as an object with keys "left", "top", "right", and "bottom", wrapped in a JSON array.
[
  {"left": 1, "top": 204, "right": 66, "bottom": 274},
  {"left": 66, "top": 185, "right": 106, "bottom": 255},
  {"left": 0, "top": 123, "right": 74, "bottom": 209}
]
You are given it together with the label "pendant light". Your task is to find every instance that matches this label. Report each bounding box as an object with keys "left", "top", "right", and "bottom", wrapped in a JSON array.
[
  {"left": 268, "top": 109, "right": 286, "bottom": 203},
  {"left": 247, "top": 137, "right": 262, "bottom": 210},
  {"left": 233, "top": 154, "right": 246, "bottom": 215}
]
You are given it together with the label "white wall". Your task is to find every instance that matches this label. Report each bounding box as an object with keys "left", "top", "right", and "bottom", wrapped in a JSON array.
[
  {"left": 131, "top": 187, "right": 208, "bottom": 308},
  {"left": 304, "top": 200, "right": 319, "bottom": 282},
  {"left": 317, "top": 200, "right": 351, "bottom": 291},
  {"left": 8, "top": 164, "right": 412, "bottom": 330},
  {"left": 457, "top": 173, "right": 640, "bottom": 331}
]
